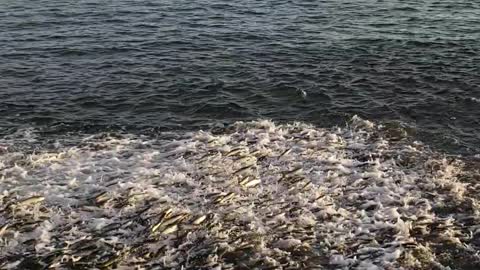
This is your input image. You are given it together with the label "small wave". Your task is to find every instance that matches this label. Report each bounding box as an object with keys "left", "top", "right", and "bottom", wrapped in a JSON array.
[{"left": 0, "top": 117, "right": 479, "bottom": 269}]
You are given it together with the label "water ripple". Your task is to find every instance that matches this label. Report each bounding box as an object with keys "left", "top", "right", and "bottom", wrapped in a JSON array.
[{"left": 0, "top": 0, "right": 479, "bottom": 155}]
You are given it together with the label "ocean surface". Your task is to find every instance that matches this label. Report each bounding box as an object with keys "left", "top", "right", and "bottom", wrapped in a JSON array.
[
  {"left": 1, "top": 1, "right": 480, "bottom": 269},
  {"left": 0, "top": 0, "right": 479, "bottom": 155}
]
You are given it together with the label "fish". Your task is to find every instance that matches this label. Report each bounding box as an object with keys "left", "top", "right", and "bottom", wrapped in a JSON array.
[
  {"left": 13, "top": 196, "right": 45, "bottom": 208},
  {"left": 161, "top": 224, "right": 179, "bottom": 235},
  {"left": 150, "top": 208, "right": 174, "bottom": 233},
  {"left": 226, "top": 148, "right": 246, "bottom": 157},
  {"left": 192, "top": 215, "right": 207, "bottom": 225},
  {"left": 0, "top": 117, "right": 475, "bottom": 269},
  {"left": 93, "top": 192, "right": 110, "bottom": 205},
  {"left": 284, "top": 167, "right": 303, "bottom": 176},
  {"left": 161, "top": 213, "right": 189, "bottom": 228},
  {"left": 0, "top": 223, "right": 9, "bottom": 235},
  {"left": 242, "top": 178, "right": 261, "bottom": 188},
  {"left": 213, "top": 192, "right": 236, "bottom": 204},
  {"left": 278, "top": 148, "right": 292, "bottom": 158},
  {"left": 232, "top": 164, "right": 255, "bottom": 175},
  {"left": 250, "top": 150, "right": 261, "bottom": 156},
  {"left": 238, "top": 176, "right": 251, "bottom": 186},
  {"left": 301, "top": 181, "right": 313, "bottom": 191},
  {"left": 97, "top": 253, "right": 122, "bottom": 268},
  {"left": 234, "top": 155, "right": 256, "bottom": 164}
]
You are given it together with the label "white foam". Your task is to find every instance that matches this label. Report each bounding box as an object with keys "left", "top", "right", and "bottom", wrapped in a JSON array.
[{"left": 0, "top": 117, "right": 478, "bottom": 269}]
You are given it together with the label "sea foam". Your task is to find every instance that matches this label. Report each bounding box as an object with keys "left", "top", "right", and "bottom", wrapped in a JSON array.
[{"left": 0, "top": 117, "right": 479, "bottom": 269}]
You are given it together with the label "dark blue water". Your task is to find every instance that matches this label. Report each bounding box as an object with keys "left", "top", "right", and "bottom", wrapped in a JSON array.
[{"left": 1, "top": 0, "right": 479, "bottom": 155}]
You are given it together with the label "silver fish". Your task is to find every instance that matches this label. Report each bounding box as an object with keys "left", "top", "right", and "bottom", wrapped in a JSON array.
[
  {"left": 232, "top": 164, "right": 255, "bottom": 175},
  {"left": 243, "top": 179, "right": 261, "bottom": 188},
  {"left": 278, "top": 148, "right": 292, "bottom": 158},
  {"left": 192, "top": 215, "right": 207, "bottom": 225},
  {"left": 161, "top": 224, "right": 179, "bottom": 235},
  {"left": 14, "top": 196, "right": 45, "bottom": 207},
  {"left": 214, "top": 192, "right": 236, "bottom": 204},
  {"left": 226, "top": 148, "right": 246, "bottom": 157},
  {"left": 150, "top": 208, "right": 174, "bottom": 233}
]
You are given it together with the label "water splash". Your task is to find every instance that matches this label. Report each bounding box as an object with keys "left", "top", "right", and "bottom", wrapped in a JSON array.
[{"left": 0, "top": 117, "right": 479, "bottom": 269}]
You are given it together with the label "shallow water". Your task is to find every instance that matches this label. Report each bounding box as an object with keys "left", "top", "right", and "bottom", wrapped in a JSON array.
[{"left": 1, "top": 0, "right": 479, "bottom": 155}]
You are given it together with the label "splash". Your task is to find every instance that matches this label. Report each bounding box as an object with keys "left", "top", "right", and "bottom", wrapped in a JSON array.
[{"left": 1, "top": 117, "right": 479, "bottom": 269}]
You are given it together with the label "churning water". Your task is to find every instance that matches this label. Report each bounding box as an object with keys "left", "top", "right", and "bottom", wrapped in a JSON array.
[{"left": 1, "top": 0, "right": 479, "bottom": 269}]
